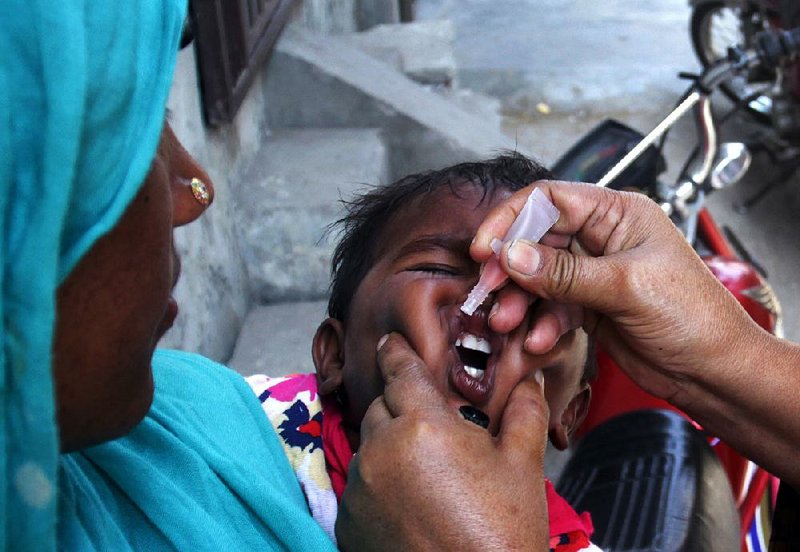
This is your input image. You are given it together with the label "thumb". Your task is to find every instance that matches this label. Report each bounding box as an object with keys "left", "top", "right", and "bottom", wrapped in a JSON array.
[
  {"left": 501, "top": 238, "right": 623, "bottom": 314},
  {"left": 498, "top": 371, "right": 549, "bottom": 464},
  {"left": 376, "top": 333, "right": 447, "bottom": 416}
]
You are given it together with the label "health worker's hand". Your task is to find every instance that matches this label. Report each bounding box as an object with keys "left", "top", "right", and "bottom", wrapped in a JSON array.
[
  {"left": 336, "top": 333, "right": 549, "bottom": 552},
  {"left": 471, "top": 181, "right": 762, "bottom": 404},
  {"left": 488, "top": 287, "right": 583, "bottom": 355},
  {"left": 473, "top": 181, "right": 800, "bottom": 490}
]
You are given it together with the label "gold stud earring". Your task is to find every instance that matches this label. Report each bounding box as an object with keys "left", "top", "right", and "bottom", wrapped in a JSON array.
[{"left": 190, "top": 177, "right": 212, "bottom": 206}]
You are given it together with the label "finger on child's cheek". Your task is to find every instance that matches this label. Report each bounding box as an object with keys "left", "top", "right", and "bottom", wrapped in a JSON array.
[
  {"left": 376, "top": 333, "right": 424, "bottom": 385},
  {"left": 524, "top": 313, "right": 561, "bottom": 354},
  {"left": 525, "top": 303, "right": 583, "bottom": 354},
  {"left": 376, "top": 333, "right": 445, "bottom": 415},
  {"left": 498, "top": 372, "right": 549, "bottom": 462},
  {"left": 360, "top": 395, "right": 390, "bottom": 443},
  {"left": 540, "top": 233, "right": 571, "bottom": 248}
]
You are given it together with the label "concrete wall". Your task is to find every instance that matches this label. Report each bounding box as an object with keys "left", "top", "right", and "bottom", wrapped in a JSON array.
[
  {"left": 292, "top": 0, "right": 401, "bottom": 33},
  {"left": 158, "top": 47, "right": 267, "bottom": 362}
]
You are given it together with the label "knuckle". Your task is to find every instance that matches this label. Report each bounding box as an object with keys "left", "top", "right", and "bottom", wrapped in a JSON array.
[
  {"left": 549, "top": 250, "right": 579, "bottom": 299},
  {"left": 386, "top": 358, "right": 424, "bottom": 388},
  {"left": 521, "top": 381, "right": 550, "bottom": 419},
  {"left": 355, "top": 440, "right": 383, "bottom": 488},
  {"left": 588, "top": 188, "right": 626, "bottom": 233},
  {"left": 618, "top": 192, "right": 666, "bottom": 245},
  {"left": 382, "top": 350, "right": 419, "bottom": 380},
  {"left": 395, "top": 414, "right": 436, "bottom": 446}
]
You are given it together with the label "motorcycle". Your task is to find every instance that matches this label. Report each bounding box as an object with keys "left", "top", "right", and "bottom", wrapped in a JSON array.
[
  {"left": 690, "top": 0, "right": 800, "bottom": 209},
  {"left": 550, "top": 23, "right": 800, "bottom": 552}
]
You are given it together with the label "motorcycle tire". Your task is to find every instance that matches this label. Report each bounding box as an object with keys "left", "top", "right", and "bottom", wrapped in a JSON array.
[{"left": 690, "top": 0, "right": 778, "bottom": 124}]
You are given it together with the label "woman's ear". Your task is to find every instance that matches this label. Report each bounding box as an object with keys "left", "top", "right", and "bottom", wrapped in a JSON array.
[
  {"left": 549, "top": 385, "right": 591, "bottom": 451},
  {"left": 312, "top": 318, "right": 346, "bottom": 396}
]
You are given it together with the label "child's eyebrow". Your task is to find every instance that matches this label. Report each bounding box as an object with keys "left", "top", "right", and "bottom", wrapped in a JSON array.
[{"left": 395, "top": 235, "right": 472, "bottom": 260}]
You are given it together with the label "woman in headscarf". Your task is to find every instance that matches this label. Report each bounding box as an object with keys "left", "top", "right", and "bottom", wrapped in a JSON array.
[{"left": 2, "top": 1, "right": 337, "bottom": 549}]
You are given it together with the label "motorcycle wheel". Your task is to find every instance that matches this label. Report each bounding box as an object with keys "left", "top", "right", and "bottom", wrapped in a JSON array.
[{"left": 690, "top": 0, "right": 778, "bottom": 124}]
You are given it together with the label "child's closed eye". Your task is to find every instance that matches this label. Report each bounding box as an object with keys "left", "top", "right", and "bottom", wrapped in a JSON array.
[{"left": 408, "top": 264, "right": 461, "bottom": 277}]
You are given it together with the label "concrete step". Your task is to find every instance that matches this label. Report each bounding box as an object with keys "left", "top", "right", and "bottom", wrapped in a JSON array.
[
  {"left": 340, "top": 20, "right": 457, "bottom": 86},
  {"left": 237, "top": 127, "right": 389, "bottom": 303},
  {"left": 263, "top": 26, "right": 527, "bottom": 180},
  {"left": 228, "top": 301, "right": 328, "bottom": 377},
  {"left": 338, "top": 20, "right": 503, "bottom": 129}
]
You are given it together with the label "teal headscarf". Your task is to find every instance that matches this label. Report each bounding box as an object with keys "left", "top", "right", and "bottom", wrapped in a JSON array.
[
  {"left": 1, "top": 1, "right": 337, "bottom": 550},
  {"left": 1, "top": 0, "right": 185, "bottom": 547}
]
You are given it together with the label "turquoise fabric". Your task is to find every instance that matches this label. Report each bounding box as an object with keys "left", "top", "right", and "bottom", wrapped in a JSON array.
[
  {"left": 60, "top": 350, "right": 336, "bottom": 551},
  {"left": 0, "top": 1, "right": 337, "bottom": 550},
  {"left": 1, "top": 1, "right": 185, "bottom": 548}
]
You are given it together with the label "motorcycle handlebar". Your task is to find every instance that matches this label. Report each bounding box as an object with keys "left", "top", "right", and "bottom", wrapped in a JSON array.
[
  {"left": 754, "top": 26, "right": 800, "bottom": 69},
  {"left": 599, "top": 26, "right": 800, "bottom": 216},
  {"left": 696, "top": 27, "right": 800, "bottom": 93}
]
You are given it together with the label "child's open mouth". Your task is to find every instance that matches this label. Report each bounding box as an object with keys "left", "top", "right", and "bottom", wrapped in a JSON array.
[
  {"left": 449, "top": 307, "right": 501, "bottom": 406},
  {"left": 455, "top": 333, "right": 490, "bottom": 381},
  {"left": 450, "top": 328, "right": 498, "bottom": 405}
]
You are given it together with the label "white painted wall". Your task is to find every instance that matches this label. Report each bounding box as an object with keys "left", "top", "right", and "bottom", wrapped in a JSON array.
[{"left": 159, "top": 46, "right": 271, "bottom": 361}]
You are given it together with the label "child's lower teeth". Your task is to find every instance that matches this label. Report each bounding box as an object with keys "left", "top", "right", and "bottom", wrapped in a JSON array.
[{"left": 464, "top": 366, "right": 484, "bottom": 380}]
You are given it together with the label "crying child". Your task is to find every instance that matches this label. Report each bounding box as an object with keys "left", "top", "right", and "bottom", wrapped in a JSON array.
[{"left": 248, "top": 153, "right": 600, "bottom": 551}]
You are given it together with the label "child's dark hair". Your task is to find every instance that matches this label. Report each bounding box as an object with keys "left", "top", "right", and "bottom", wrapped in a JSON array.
[{"left": 327, "top": 152, "right": 553, "bottom": 322}]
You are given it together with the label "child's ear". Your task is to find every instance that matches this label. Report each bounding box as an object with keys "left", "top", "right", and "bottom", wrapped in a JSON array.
[
  {"left": 312, "top": 318, "right": 346, "bottom": 396},
  {"left": 549, "top": 385, "right": 592, "bottom": 451}
]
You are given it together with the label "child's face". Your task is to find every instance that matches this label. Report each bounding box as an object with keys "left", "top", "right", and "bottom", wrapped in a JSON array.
[{"left": 314, "top": 183, "right": 590, "bottom": 450}]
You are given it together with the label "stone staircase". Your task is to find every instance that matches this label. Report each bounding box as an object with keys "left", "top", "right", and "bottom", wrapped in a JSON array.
[
  {"left": 227, "top": 21, "right": 522, "bottom": 377},
  {"left": 238, "top": 127, "right": 389, "bottom": 304}
]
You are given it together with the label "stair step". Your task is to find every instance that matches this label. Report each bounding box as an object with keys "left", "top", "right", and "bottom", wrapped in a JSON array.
[
  {"left": 237, "top": 128, "right": 389, "bottom": 303},
  {"left": 228, "top": 300, "right": 328, "bottom": 377},
  {"left": 340, "top": 20, "right": 456, "bottom": 86},
  {"left": 264, "top": 27, "right": 527, "bottom": 179}
]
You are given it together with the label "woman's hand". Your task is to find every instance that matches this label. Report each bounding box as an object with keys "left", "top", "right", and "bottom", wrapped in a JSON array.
[
  {"left": 488, "top": 288, "right": 584, "bottom": 355},
  {"left": 473, "top": 181, "right": 761, "bottom": 401},
  {"left": 472, "top": 181, "right": 800, "bottom": 488},
  {"left": 336, "top": 333, "right": 549, "bottom": 551}
]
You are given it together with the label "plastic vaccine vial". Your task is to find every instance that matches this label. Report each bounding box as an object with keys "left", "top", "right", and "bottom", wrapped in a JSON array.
[{"left": 461, "top": 188, "right": 560, "bottom": 316}]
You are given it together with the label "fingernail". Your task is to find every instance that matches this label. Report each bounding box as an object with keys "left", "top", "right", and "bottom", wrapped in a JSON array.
[
  {"left": 524, "top": 333, "right": 536, "bottom": 352},
  {"left": 377, "top": 334, "right": 389, "bottom": 352},
  {"left": 507, "top": 240, "right": 540, "bottom": 276},
  {"left": 489, "top": 302, "right": 500, "bottom": 319},
  {"left": 459, "top": 405, "right": 490, "bottom": 429},
  {"left": 534, "top": 370, "right": 545, "bottom": 392}
]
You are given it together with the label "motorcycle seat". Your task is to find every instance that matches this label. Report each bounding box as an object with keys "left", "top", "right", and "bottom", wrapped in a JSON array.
[{"left": 557, "top": 409, "right": 739, "bottom": 551}]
